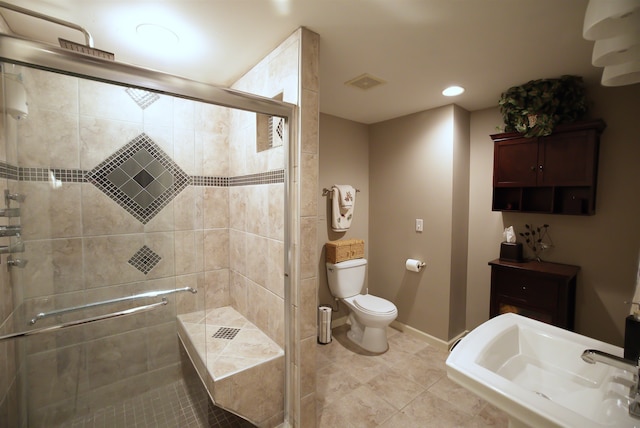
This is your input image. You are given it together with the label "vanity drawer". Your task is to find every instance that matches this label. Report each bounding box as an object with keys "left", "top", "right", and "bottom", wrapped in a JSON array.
[
  {"left": 489, "top": 259, "right": 579, "bottom": 331},
  {"left": 493, "top": 269, "right": 559, "bottom": 309}
]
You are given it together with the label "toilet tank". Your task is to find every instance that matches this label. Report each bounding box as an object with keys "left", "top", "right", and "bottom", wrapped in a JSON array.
[{"left": 326, "top": 258, "right": 367, "bottom": 298}]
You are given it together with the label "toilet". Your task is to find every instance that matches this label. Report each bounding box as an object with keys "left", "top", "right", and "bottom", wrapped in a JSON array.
[{"left": 326, "top": 258, "right": 398, "bottom": 353}]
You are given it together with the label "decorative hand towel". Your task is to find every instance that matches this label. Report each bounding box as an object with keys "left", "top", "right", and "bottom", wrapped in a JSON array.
[
  {"left": 331, "top": 184, "right": 356, "bottom": 232},
  {"left": 335, "top": 184, "right": 355, "bottom": 211}
]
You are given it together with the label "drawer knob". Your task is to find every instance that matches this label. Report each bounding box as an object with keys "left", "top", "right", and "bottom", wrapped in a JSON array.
[{"left": 522, "top": 286, "right": 527, "bottom": 290}]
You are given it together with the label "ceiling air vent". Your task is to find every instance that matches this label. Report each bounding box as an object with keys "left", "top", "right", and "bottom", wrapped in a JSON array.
[{"left": 345, "top": 73, "right": 386, "bottom": 90}]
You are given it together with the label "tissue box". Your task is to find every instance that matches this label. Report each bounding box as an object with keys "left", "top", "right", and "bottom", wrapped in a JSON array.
[
  {"left": 499, "top": 242, "right": 523, "bottom": 262},
  {"left": 325, "top": 239, "right": 364, "bottom": 263}
]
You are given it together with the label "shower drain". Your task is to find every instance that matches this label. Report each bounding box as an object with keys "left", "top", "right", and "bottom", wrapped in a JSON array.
[{"left": 212, "top": 327, "right": 241, "bottom": 340}]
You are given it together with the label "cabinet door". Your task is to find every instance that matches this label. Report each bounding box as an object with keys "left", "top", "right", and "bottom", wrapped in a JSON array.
[
  {"left": 538, "top": 130, "right": 597, "bottom": 186},
  {"left": 493, "top": 138, "right": 538, "bottom": 187}
]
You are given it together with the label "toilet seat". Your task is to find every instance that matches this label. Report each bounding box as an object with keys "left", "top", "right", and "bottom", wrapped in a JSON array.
[{"left": 352, "top": 294, "right": 396, "bottom": 315}]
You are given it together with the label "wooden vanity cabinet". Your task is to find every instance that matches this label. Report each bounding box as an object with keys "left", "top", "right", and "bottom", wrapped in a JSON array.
[
  {"left": 491, "top": 119, "right": 606, "bottom": 215},
  {"left": 489, "top": 259, "right": 580, "bottom": 330}
]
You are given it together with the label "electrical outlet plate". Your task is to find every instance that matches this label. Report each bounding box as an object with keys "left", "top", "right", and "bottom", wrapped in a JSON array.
[{"left": 416, "top": 219, "right": 423, "bottom": 232}]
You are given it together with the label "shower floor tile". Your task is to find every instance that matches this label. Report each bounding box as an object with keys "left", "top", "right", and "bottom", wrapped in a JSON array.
[{"left": 58, "top": 378, "right": 253, "bottom": 428}]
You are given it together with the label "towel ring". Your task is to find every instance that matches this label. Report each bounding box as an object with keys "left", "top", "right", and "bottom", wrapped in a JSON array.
[{"left": 322, "top": 187, "right": 361, "bottom": 196}]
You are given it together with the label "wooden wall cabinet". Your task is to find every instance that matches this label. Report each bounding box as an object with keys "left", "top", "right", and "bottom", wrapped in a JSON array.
[
  {"left": 491, "top": 119, "right": 606, "bottom": 215},
  {"left": 489, "top": 259, "right": 580, "bottom": 330}
]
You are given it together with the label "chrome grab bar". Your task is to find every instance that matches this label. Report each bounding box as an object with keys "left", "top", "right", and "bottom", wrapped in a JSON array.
[
  {"left": 30, "top": 286, "right": 197, "bottom": 325},
  {"left": 0, "top": 298, "right": 168, "bottom": 343}
]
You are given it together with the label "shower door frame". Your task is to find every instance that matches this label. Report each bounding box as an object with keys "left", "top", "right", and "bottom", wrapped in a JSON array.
[{"left": 0, "top": 33, "right": 298, "bottom": 427}]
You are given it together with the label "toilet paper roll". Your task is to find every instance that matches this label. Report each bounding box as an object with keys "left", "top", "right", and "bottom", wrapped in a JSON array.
[{"left": 406, "top": 258, "right": 424, "bottom": 272}]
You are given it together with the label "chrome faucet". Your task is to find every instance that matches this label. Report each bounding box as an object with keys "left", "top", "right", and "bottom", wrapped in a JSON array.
[
  {"left": 581, "top": 349, "right": 640, "bottom": 418},
  {"left": 581, "top": 349, "right": 636, "bottom": 371}
]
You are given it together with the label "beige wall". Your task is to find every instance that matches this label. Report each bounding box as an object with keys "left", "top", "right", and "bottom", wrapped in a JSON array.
[
  {"left": 368, "top": 105, "right": 461, "bottom": 341},
  {"left": 320, "top": 83, "right": 640, "bottom": 347},
  {"left": 449, "top": 105, "right": 470, "bottom": 338},
  {"left": 467, "top": 84, "right": 640, "bottom": 345},
  {"left": 317, "top": 113, "right": 370, "bottom": 319},
  {"left": 465, "top": 107, "right": 505, "bottom": 332}
]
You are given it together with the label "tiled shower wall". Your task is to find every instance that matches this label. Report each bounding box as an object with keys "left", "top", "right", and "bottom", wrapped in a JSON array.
[
  {"left": 0, "top": 25, "right": 318, "bottom": 428},
  {"left": 228, "top": 33, "right": 298, "bottom": 349},
  {"left": 0, "top": 67, "right": 22, "bottom": 427},
  {"left": 231, "top": 28, "right": 320, "bottom": 426},
  {"left": 1, "top": 60, "right": 286, "bottom": 426}
]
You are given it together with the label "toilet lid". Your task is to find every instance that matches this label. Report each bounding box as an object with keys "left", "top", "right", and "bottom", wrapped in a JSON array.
[{"left": 353, "top": 294, "right": 396, "bottom": 314}]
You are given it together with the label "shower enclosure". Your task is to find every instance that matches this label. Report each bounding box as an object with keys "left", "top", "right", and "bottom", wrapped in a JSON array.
[{"left": 0, "top": 31, "right": 300, "bottom": 428}]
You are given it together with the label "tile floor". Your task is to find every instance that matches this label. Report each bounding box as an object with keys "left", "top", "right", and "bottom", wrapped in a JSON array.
[
  {"left": 57, "top": 343, "right": 255, "bottom": 428},
  {"left": 56, "top": 322, "right": 509, "bottom": 428},
  {"left": 316, "top": 324, "right": 510, "bottom": 427},
  {"left": 58, "top": 378, "right": 253, "bottom": 428}
]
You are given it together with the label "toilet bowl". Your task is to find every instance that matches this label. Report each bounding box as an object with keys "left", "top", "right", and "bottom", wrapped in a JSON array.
[{"left": 326, "top": 259, "right": 398, "bottom": 353}]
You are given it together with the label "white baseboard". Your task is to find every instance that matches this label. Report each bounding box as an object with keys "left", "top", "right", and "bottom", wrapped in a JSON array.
[
  {"left": 331, "top": 315, "right": 348, "bottom": 328},
  {"left": 390, "top": 320, "right": 468, "bottom": 352}
]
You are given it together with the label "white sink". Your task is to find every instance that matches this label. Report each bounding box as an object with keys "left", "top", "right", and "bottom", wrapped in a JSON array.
[{"left": 446, "top": 313, "right": 639, "bottom": 428}]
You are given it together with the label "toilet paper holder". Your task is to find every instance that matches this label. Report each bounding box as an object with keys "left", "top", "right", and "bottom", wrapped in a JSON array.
[{"left": 406, "top": 258, "right": 426, "bottom": 272}]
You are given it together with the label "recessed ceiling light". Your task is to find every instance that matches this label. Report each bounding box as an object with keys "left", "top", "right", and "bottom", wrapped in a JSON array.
[
  {"left": 136, "top": 23, "right": 179, "bottom": 46},
  {"left": 442, "top": 86, "right": 465, "bottom": 96}
]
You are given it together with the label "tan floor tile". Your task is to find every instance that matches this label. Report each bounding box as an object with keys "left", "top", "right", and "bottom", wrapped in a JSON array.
[
  {"left": 387, "top": 352, "right": 447, "bottom": 388},
  {"left": 316, "top": 327, "right": 510, "bottom": 427},
  {"left": 366, "top": 365, "right": 425, "bottom": 410},
  {"left": 319, "top": 384, "right": 397, "bottom": 427},
  {"left": 396, "top": 390, "right": 473, "bottom": 426},
  {"left": 428, "top": 376, "right": 486, "bottom": 416},
  {"left": 386, "top": 331, "right": 430, "bottom": 354},
  {"left": 316, "top": 364, "right": 362, "bottom": 408},
  {"left": 465, "top": 403, "right": 510, "bottom": 427}
]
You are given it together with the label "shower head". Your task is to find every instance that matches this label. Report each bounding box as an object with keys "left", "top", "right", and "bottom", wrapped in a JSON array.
[
  {"left": 0, "top": 1, "right": 115, "bottom": 61},
  {"left": 59, "top": 38, "right": 115, "bottom": 61}
]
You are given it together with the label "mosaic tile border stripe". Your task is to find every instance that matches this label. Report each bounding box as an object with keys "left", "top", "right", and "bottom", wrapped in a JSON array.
[
  {"left": 0, "top": 161, "right": 18, "bottom": 181},
  {"left": 191, "top": 176, "right": 229, "bottom": 187},
  {"left": 20, "top": 167, "right": 87, "bottom": 183},
  {"left": 229, "top": 169, "right": 285, "bottom": 186},
  {"left": 0, "top": 163, "right": 284, "bottom": 187}
]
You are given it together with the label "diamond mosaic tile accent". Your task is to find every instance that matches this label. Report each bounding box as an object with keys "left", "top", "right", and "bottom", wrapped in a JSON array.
[
  {"left": 125, "top": 87, "right": 160, "bottom": 109},
  {"left": 87, "top": 133, "right": 191, "bottom": 224},
  {"left": 128, "top": 245, "right": 161, "bottom": 274},
  {"left": 212, "top": 327, "right": 241, "bottom": 340}
]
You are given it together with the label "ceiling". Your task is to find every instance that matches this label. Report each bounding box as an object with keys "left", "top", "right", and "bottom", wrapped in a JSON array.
[{"left": 0, "top": 0, "right": 603, "bottom": 124}]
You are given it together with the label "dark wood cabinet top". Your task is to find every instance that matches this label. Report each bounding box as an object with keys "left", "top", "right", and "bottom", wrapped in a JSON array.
[
  {"left": 489, "top": 258, "right": 580, "bottom": 278},
  {"left": 490, "top": 119, "right": 607, "bottom": 142}
]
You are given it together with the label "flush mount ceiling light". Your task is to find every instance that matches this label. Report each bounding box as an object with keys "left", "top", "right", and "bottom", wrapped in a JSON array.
[
  {"left": 583, "top": 0, "right": 640, "bottom": 86},
  {"left": 442, "top": 85, "right": 465, "bottom": 96},
  {"left": 345, "top": 73, "right": 386, "bottom": 90},
  {"left": 136, "top": 23, "right": 179, "bottom": 46}
]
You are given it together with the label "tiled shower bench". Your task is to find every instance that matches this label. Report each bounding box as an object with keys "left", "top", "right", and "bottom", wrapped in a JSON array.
[{"left": 177, "top": 306, "right": 284, "bottom": 427}]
